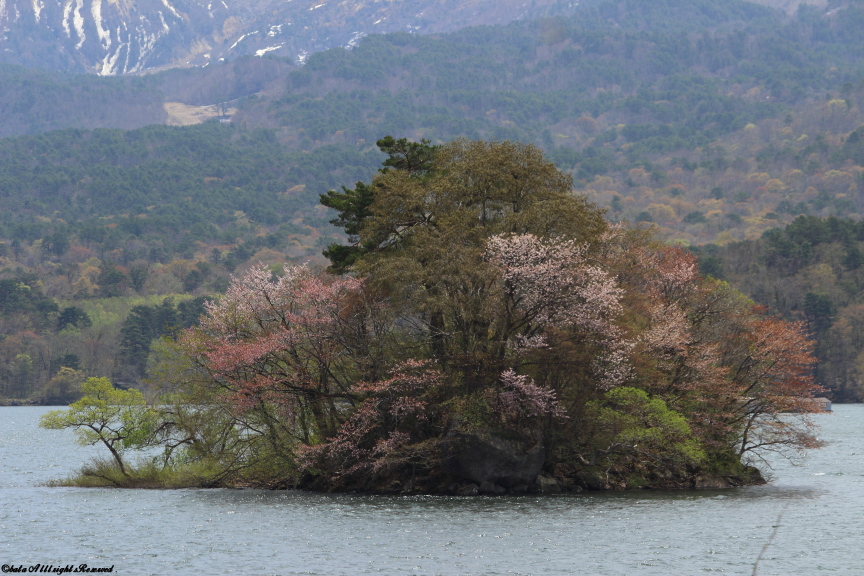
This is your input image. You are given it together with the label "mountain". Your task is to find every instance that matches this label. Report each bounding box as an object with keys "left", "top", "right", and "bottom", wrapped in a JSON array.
[
  {"left": 5, "top": 0, "right": 864, "bottom": 241},
  {"left": 0, "top": 55, "right": 299, "bottom": 137},
  {"left": 0, "top": 0, "right": 788, "bottom": 137},
  {"left": 0, "top": 0, "right": 835, "bottom": 77},
  {"left": 752, "top": 0, "right": 827, "bottom": 13},
  {"left": 0, "top": 0, "right": 584, "bottom": 75}
]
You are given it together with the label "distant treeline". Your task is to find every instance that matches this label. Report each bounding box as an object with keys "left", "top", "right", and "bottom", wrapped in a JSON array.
[
  {"left": 0, "top": 123, "right": 383, "bottom": 262},
  {"left": 696, "top": 216, "right": 864, "bottom": 402}
]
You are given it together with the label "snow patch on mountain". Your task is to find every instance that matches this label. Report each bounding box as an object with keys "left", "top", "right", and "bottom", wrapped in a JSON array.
[
  {"left": 345, "top": 31, "right": 365, "bottom": 49},
  {"left": 92, "top": 0, "right": 112, "bottom": 50},
  {"left": 255, "top": 44, "right": 281, "bottom": 56},
  {"left": 160, "top": 0, "right": 180, "bottom": 19},
  {"left": 99, "top": 40, "right": 124, "bottom": 75},
  {"left": 62, "top": 0, "right": 71, "bottom": 37},
  {"left": 227, "top": 31, "right": 257, "bottom": 51},
  {"left": 73, "top": 0, "right": 86, "bottom": 49}
]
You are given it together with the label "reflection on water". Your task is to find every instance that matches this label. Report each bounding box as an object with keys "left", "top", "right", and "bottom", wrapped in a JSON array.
[{"left": 1, "top": 406, "right": 861, "bottom": 575}]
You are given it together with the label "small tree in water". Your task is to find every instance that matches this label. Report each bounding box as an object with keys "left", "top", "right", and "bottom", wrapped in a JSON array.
[{"left": 40, "top": 378, "right": 161, "bottom": 479}]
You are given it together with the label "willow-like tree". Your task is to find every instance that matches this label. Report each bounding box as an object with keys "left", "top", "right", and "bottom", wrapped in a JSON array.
[{"left": 40, "top": 378, "right": 161, "bottom": 478}]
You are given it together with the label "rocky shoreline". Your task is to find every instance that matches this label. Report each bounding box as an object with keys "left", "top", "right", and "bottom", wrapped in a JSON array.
[{"left": 290, "top": 429, "right": 767, "bottom": 496}]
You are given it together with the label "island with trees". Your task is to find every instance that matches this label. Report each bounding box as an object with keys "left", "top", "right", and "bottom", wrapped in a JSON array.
[{"left": 40, "top": 138, "right": 825, "bottom": 494}]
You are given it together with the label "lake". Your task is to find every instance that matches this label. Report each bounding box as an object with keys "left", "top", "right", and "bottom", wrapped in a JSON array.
[{"left": 1, "top": 405, "right": 861, "bottom": 575}]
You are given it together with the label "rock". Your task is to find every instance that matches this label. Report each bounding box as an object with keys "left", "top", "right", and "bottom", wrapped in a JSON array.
[
  {"left": 457, "top": 483, "right": 479, "bottom": 496},
  {"left": 574, "top": 470, "right": 605, "bottom": 490},
  {"left": 479, "top": 481, "right": 507, "bottom": 495},
  {"left": 447, "top": 430, "right": 545, "bottom": 489},
  {"left": 738, "top": 465, "right": 767, "bottom": 486},
  {"left": 694, "top": 475, "right": 731, "bottom": 489},
  {"left": 536, "top": 475, "right": 561, "bottom": 494}
]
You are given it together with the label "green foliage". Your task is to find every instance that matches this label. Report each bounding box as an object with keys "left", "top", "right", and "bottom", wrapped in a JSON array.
[
  {"left": 0, "top": 123, "right": 383, "bottom": 265},
  {"left": 320, "top": 180, "right": 378, "bottom": 272},
  {"left": 0, "top": 63, "right": 164, "bottom": 139},
  {"left": 39, "top": 378, "right": 161, "bottom": 477},
  {"left": 804, "top": 292, "right": 836, "bottom": 333},
  {"left": 320, "top": 137, "right": 439, "bottom": 272},
  {"left": 42, "top": 367, "right": 86, "bottom": 405},
  {"left": 46, "top": 456, "right": 228, "bottom": 489},
  {"left": 0, "top": 274, "right": 58, "bottom": 319},
  {"left": 588, "top": 387, "right": 706, "bottom": 468},
  {"left": 57, "top": 307, "right": 92, "bottom": 331},
  {"left": 120, "top": 297, "right": 209, "bottom": 376}
]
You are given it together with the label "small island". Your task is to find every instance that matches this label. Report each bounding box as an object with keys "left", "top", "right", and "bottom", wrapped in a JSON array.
[{"left": 42, "top": 138, "right": 824, "bottom": 493}]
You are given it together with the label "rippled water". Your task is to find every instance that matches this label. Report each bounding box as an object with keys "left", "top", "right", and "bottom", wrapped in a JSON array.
[{"left": 1, "top": 406, "right": 861, "bottom": 575}]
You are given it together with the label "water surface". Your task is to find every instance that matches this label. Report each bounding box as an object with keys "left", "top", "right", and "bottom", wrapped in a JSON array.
[{"left": 1, "top": 406, "right": 861, "bottom": 575}]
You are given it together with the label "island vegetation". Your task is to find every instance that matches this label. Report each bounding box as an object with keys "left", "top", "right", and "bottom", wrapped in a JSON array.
[{"left": 40, "top": 138, "right": 824, "bottom": 493}]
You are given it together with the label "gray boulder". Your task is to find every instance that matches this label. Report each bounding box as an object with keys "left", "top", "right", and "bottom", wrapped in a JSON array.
[
  {"left": 447, "top": 431, "right": 545, "bottom": 489},
  {"left": 457, "top": 483, "right": 479, "bottom": 496},
  {"left": 536, "top": 475, "right": 561, "bottom": 494}
]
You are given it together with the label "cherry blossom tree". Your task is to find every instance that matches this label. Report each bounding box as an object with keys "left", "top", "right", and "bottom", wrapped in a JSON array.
[
  {"left": 494, "top": 369, "right": 565, "bottom": 430},
  {"left": 300, "top": 360, "right": 449, "bottom": 489},
  {"left": 608, "top": 236, "right": 824, "bottom": 459},
  {"left": 725, "top": 311, "right": 825, "bottom": 457},
  {"left": 180, "top": 264, "right": 381, "bottom": 443},
  {"left": 163, "top": 140, "right": 825, "bottom": 491},
  {"left": 484, "top": 233, "right": 631, "bottom": 389}
]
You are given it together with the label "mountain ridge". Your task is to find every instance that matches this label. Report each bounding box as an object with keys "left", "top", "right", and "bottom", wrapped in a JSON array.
[
  {"left": 0, "top": 0, "right": 825, "bottom": 76},
  {"left": 0, "top": 0, "right": 585, "bottom": 75}
]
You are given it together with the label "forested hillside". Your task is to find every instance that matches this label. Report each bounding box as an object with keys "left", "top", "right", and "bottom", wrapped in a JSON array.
[
  {"left": 0, "top": 65, "right": 166, "bottom": 138},
  {"left": 696, "top": 216, "right": 864, "bottom": 402},
  {"left": 229, "top": 0, "right": 864, "bottom": 246},
  {"left": 0, "top": 58, "right": 297, "bottom": 138},
  {"left": 0, "top": 124, "right": 383, "bottom": 400}
]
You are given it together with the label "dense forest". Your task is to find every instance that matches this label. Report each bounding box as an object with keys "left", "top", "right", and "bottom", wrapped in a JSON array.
[
  {"left": 0, "top": 65, "right": 166, "bottom": 138},
  {"left": 0, "top": 57, "right": 296, "bottom": 138},
  {"left": 3, "top": 0, "right": 864, "bottom": 405}
]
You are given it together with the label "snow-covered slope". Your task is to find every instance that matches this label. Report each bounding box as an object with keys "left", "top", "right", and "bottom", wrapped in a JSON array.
[{"left": 0, "top": 0, "right": 582, "bottom": 75}]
